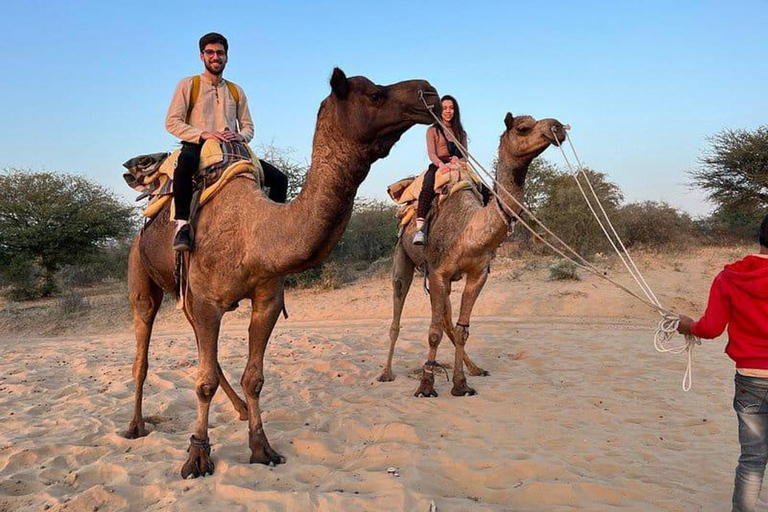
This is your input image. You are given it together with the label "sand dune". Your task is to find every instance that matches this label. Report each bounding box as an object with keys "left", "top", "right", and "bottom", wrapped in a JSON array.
[{"left": 0, "top": 248, "right": 748, "bottom": 511}]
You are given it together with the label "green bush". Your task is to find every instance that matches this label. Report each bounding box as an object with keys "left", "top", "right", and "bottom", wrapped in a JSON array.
[
  {"left": 616, "top": 201, "right": 695, "bottom": 249},
  {"left": 332, "top": 199, "right": 399, "bottom": 263}
]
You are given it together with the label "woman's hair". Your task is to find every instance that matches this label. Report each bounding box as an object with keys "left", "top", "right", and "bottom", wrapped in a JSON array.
[{"left": 436, "top": 95, "right": 466, "bottom": 147}]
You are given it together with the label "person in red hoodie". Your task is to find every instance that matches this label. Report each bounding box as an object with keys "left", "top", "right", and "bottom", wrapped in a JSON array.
[{"left": 678, "top": 214, "right": 768, "bottom": 512}]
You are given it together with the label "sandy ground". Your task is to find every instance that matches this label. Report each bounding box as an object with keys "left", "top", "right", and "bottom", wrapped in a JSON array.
[{"left": 0, "top": 247, "right": 753, "bottom": 511}]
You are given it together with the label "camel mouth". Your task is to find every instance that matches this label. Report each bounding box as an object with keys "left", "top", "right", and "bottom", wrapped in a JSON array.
[{"left": 542, "top": 126, "right": 566, "bottom": 145}]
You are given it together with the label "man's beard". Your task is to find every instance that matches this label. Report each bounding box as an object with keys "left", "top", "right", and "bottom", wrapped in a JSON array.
[{"left": 204, "top": 61, "right": 225, "bottom": 76}]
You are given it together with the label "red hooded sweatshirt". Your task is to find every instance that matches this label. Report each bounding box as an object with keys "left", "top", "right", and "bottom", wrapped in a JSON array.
[{"left": 691, "top": 254, "right": 768, "bottom": 369}]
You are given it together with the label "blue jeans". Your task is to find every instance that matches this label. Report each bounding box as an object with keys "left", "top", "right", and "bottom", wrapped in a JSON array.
[{"left": 733, "top": 373, "right": 768, "bottom": 511}]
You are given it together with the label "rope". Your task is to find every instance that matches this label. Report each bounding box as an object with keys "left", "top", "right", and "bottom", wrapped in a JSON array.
[{"left": 416, "top": 91, "right": 700, "bottom": 391}]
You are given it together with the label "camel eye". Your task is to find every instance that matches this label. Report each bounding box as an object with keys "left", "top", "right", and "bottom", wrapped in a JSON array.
[
  {"left": 369, "top": 90, "right": 385, "bottom": 102},
  {"left": 517, "top": 125, "right": 532, "bottom": 134}
]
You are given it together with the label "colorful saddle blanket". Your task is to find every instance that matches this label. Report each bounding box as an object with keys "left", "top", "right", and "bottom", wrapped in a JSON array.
[
  {"left": 123, "top": 140, "right": 264, "bottom": 219},
  {"left": 386, "top": 162, "right": 483, "bottom": 225}
]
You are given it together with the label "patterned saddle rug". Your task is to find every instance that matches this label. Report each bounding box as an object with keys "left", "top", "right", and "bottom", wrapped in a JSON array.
[
  {"left": 123, "top": 140, "right": 264, "bottom": 219},
  {"left": 386, "top": 162, "right": 483, "bottom": 226}
]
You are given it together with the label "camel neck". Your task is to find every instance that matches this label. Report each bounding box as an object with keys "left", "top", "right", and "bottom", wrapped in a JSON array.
[
  {"left": 474, "top": 153, "right": 530, "bottom": 248},
  {"left": 270, "top": 112, "right": 372, "bottom": 272}
]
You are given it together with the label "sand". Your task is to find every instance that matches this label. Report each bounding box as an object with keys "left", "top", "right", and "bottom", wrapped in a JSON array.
[{"left": 0, "top": 247, "right": 749, "bottom": 511}]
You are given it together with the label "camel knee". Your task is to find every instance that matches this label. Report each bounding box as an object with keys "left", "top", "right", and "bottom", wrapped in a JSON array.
[
  {"left": 241, "top": 367, "right": 264, "bottom": 398},
  {"left": 393, "top": 278, "right": 405, "bottom": 298},
  {"left": 428, "top": 330, "right": 442, "bottom": 348},
  {"left": 196, "top": 376, "right": 219, "bottom": 401},
  {"left": 130, "top": 293, "right": 158, "bottom": 324}
]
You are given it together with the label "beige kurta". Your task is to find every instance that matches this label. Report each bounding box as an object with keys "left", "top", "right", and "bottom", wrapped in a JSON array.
[{"left": 165, "top": 74, "right": 255, "bottom": 144}]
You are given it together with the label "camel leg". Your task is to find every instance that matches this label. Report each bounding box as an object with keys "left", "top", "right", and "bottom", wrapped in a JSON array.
[
  {"left": 125, "top": 240, "right": 164, "bottom": 439},
  {"left": 415, "top": 275, "right": 450, "bottom": 398},
  {"left": 241, "top": 280, "right": 286, "bottom": 466},
  {"left": 378, "top": 241, "right": 415, "bottom": 382},
  {"left": 217, "top": 363, "right": 248, "bottom": 421},
  {"left": 180, "top": 296, "right": 223, "bottom": 479},
  {"left": 441, "top": 292, "right": 488, "bottom": 378},
  {"left": 451, "top": 269, "right": 489, "bottom": 396}
]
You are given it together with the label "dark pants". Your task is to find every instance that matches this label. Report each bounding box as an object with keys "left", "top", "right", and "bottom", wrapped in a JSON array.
[
  {"left": 172, "top": 142, "right": 288, "bottom": 221},
  {"left": 416, "top": 163, "right": 439, "bottom": 219},
  {"left": 733, "top": 373, "right": 768, "bottom": 511}
]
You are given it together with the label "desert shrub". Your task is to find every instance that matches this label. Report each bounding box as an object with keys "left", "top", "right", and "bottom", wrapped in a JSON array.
[
  {"left": 58, "top": 290, "right": 89, "bottom": 315},
  {"left": 284, "top": 265, "right": 323, "bottom": 289},
  {"left": 333, "top": 199, "right": 399, "bottom": 263},
  {"left": 57, "top": 239, "right": 133, "bottom": 287},
  {"left": 2, "top": 258, "right": 54, "bottom": 301},
  {"left": 319, "top": 262, "right": 354, "bottom": 289},
  {"left": 616, "top": 201, "right": 695, "bottom": 249},
  {"left": 548, "top": 261, "right": 580, "bottom": 281}
]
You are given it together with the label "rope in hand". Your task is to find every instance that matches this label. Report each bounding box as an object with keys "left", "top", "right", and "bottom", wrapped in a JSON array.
[{"left": 416, "top": 90, "right": 701, "bottom": 391}]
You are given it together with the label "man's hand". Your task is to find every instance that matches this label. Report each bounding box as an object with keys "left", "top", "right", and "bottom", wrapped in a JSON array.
[
  {"left": 450, "top": 156, "right": 460, "bottom": 164},
  {"left": 200, "top": 131, "right": 244, "bottom": 143},
  {"left": 200, "top": 131, "right": 227, "bottom": 142},
  {"left": 677, "top": 314, "right": 694, "bottom": 335},
  {"left": 221, "top": 131, "right": 245, "bottom": 142},
  {"left": 437, "top": 162, "right": 451, "bottom": 175}
]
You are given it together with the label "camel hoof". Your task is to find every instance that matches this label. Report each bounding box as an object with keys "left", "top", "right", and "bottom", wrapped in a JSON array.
[
  {"left": 180, "top": 436, "right": 214, "bottom": 479},
  {"left": 124, "top": 421, "right": 149, "bottom": 439},
  {"left": 250, "top": 448, "right": 286, "bottom": 466},
  {"left": 377, "top": 370, "right": 395, "bottom": 382},
  {"left": 451, "top": 385, "right": 477, "bottom": 397},
  {"left": 469, "top": 368, "right": 490, "bottom": 377},
  {"left": 414, "top": 386, "right": 438, "bottom": 398}
]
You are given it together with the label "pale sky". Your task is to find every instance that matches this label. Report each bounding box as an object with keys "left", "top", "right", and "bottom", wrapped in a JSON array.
[{"left": 2, "top": 0, "right": 766, "bottom": 217}]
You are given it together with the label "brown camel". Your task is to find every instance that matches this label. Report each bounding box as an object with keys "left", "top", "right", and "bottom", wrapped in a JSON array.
[
  {"left": 378, "top": 112, "right": 566, "bottom": 397},
  {"left": 126, "top": 68, "right": 438, "bottom": 478}
]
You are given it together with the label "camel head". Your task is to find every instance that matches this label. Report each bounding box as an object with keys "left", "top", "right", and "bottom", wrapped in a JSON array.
[
  {"left": 499, "top": 112, "right": 567, "bottom": 163},
  {"left": 321, "top": 68, "right": 439, "bottom": 160}
]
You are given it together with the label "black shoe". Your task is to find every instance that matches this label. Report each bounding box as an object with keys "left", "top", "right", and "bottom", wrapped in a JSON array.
[{"left": 173, "top": 224, "right": 193, "bottom": 252}]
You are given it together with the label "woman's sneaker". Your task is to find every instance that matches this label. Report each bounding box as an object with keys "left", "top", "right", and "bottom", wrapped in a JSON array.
[{"left": 413, "top": 230, "right": 426, "bottom": 246}]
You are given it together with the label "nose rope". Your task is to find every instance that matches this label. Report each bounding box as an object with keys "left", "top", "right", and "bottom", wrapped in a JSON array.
[{"left": 416, "top": 91, "right": 699, "bottom": 391}]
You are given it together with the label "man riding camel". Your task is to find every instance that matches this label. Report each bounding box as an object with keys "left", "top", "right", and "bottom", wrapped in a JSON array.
[{"left": 165, "top": 32, "right": 287, "bottom": 251}]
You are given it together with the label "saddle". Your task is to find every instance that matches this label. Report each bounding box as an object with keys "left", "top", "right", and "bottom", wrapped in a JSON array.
[
  {"left": 386, "top": 161, "right": 483, "bottom": 227},
  {"left": 123, "top": 140, "right": 264, "bottom": 219}
]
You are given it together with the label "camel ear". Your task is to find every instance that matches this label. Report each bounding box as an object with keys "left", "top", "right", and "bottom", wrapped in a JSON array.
[
  {"left": 504, "top": 112, "right": 514, "bottom": 131},
  {"left": 330, "top": 67, "right": 349, "bottom": 99}
]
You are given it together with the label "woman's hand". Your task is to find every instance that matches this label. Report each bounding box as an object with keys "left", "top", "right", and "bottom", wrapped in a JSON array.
[
  {"left": 450, "top": 156, "right": 460, "bottom": 164},
  {"left": 438, "top": 163, "right": 451, "bottom": 174}
]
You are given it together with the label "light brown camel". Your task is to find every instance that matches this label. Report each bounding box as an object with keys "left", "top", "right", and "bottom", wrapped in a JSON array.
[
  {"left": 378, "top": 112, "right": 566, "bottom": 397},
  {"left": 126, "top": 68, "right": 438, "bottom": 478}
]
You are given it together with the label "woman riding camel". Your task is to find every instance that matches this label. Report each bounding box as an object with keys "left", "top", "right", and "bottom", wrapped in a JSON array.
[{"left": 413, "top": 95, "right": 467, "bottom": 245}]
